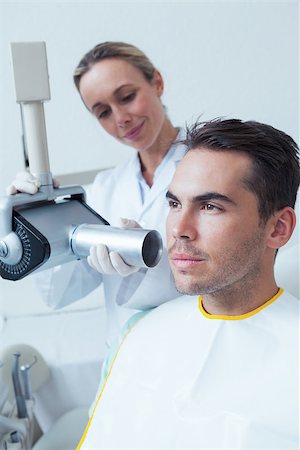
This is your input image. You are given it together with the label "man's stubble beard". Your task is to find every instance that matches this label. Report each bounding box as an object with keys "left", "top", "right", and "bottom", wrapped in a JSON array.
[{"left": 170, "top": 228, "right": 265, "bottom": 297}]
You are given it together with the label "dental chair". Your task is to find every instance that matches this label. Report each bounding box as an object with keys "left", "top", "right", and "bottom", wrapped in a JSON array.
[
  {"left": 0, "top": 344, "right": 89, "bottom": 450},
  {"left": 32, "top": 407, "right": 88, "bottom": 450}
]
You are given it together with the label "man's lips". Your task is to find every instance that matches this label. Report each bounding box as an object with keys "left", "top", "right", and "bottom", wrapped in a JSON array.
[
  {"left": 124, "top": 121, "right": 145, "bottom": 140},
  {"left": 170, "top": 253, "right": 206, "bottom": 269}
]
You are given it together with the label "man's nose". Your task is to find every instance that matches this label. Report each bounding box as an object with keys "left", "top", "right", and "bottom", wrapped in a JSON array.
[{"left": 172, "top": 212, "right": 198, "bottom": 241}]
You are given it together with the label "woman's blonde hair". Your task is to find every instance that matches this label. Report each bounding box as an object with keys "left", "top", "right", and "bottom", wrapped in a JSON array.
[{"left": 73, "top": 41, "right": 156, "bottom": 91}]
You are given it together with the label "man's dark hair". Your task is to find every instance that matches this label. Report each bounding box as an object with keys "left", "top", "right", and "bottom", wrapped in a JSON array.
[{"left": 183, "top": 118, "right": 300, "bottom": 223}]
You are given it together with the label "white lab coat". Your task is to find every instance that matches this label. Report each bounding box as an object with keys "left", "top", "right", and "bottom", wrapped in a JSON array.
[
  {"left": 36, "top": 130, "right": 187, "bottom": 345},
  {"left": 79, "top": 289, "right": 300, "bottom": 449}
]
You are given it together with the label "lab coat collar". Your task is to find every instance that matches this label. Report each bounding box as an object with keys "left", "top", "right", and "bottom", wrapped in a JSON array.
[{"left": 136, "top": 127, "right": 187, "bottom": 218}]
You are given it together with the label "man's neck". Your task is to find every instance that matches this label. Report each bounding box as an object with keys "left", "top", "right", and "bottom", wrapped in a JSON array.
[{"left": 201, "top": 280, "right": 279, "bottom": 316}]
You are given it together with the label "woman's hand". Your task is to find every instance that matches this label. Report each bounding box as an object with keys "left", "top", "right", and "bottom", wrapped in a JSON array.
[
  {"left": 87, "top": 218, "right": 141, "bottom": 277},
  {"left": 6, "top": 171, "right": 60, "bottom": 195},
  {"left": 6, "top": 171, "right": 41, "bottom": 195}
]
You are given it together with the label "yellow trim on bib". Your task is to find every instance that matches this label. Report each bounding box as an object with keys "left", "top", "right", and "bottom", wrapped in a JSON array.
[{"left": 198, "top": 288, "right": 284, "bottom": 320}]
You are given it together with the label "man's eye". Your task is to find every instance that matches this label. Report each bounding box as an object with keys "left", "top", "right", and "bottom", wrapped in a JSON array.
[
  {"left": 168, "top": 200, "right": 180, "bottom": 209},
  {"left": 202, "top": 203, "right": 221, "bottom": 212}
]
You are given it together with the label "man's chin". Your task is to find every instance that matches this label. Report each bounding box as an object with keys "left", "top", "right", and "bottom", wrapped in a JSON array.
[{"left": 175, "top": 282, "right": 201, "bottom": 296}]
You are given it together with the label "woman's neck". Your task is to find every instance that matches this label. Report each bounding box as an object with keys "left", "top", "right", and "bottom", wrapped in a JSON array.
[{"left": 139, "top": 120, "right": 178, "bottom": 187}]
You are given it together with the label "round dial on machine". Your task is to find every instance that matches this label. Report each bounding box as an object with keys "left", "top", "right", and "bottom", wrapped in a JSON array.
[{"left": 0, "top": 213, "right": 50, "bottom": 281}]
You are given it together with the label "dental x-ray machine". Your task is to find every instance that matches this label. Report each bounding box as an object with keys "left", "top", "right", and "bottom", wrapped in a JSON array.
[{"left": 0, "top": 42, "right": 162, "bottom": 281}]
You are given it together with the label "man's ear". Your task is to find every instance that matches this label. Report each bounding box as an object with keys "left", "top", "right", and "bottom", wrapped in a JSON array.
[
  {"left": 153, "top": 69, "right": 164, "bottom": 97},
  {"left": 266, "top": 207, "right": 296, "bottom": 249}
]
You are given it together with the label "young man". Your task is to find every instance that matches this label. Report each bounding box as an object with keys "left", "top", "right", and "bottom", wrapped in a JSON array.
[{"left": 78, "top": 119, "right": 300, "bottom": 449}]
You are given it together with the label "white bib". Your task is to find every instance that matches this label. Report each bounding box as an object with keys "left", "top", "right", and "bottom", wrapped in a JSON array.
[{"left": 78, "top": 289, "right": 299, "bottom": 449}]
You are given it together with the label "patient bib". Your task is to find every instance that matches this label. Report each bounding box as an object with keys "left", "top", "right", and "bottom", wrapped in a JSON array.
[{"left": 79, "top": 290, "right": 299, "bottom": 449}]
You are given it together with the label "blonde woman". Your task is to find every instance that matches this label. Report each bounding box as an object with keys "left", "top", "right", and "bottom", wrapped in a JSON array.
[{"left": 8, "top": 42, "right": 186, "bottom": 346}]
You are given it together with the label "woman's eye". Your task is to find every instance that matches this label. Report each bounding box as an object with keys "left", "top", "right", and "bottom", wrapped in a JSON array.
[
  {"left": 122, "top": 92, "right": 135, "bottom": 103},
  {"left": 98, "top": 109, "right": 110, "bottom": 119}
]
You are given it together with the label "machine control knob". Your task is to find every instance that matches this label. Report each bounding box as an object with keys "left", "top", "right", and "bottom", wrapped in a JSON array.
[{"left": 0, "top": 241, "right": 8, "bottom": 258}]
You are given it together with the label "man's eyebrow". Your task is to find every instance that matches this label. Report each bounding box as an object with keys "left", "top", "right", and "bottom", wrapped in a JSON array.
[
  {"left": 166, "top": 191, "right": 179, "bottom": 201},
  {"left": 166, "top": 190, "right": 236, "bottom": 205},
  {"left": 193, "top": 192, "right": 236, "bottom": 205}
]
